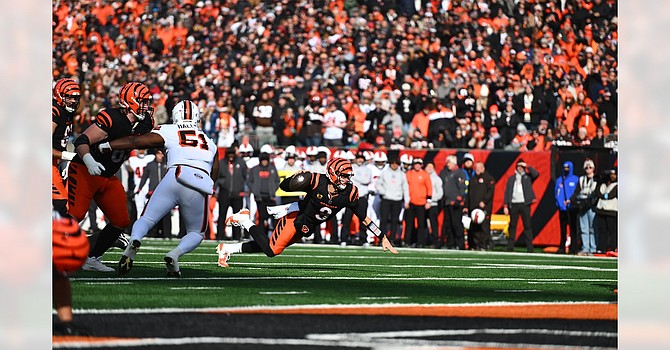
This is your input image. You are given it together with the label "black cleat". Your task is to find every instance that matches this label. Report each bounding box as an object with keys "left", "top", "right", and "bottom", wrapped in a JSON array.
[
  {"left": 112, "top": 234, "right": 130, "bottom": 250},
  {"left": 164, "top": 256, "right": 181, "bottom": 277}
]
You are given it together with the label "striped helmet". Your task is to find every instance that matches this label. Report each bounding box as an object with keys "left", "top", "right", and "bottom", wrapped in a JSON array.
[
  {"left": 53, "top": 78, "right": 81, "bottom": 113},
  {"left": 326, "top": 158, "right": 354, "bottom": 191},
  {"left": 172, "top": 100, "right": 200, "bottom": 126},
  {"left": 119, "top": 82, "right": 153, "bottom": 121}
]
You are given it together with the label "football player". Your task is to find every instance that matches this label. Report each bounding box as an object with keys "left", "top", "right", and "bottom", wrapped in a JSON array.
[
  {"left": 69, "top": 82, "right": 155, "bottom": 272},
  {"left": 216, "top": 158, "right": 398, "bottom": 267},
  {"left": 127, "top": 149, "right": 155, "bottom": 221},
  {"left": 52, "top": 78, "right": 80, "bottom": 217},
  {"left": 98, "top": 100, "right": 219, "bottom": 277}
]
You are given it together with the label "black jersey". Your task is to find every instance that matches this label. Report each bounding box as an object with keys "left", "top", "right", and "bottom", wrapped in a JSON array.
[
  {"left": 281, "top": 172, "right": 366, "bottom": 235},
  {"left": 52, "top": 103, "right": 73, "bottom": 152},
  {"left": 72, "top": 108, "right": 154, "bottom": 178}
]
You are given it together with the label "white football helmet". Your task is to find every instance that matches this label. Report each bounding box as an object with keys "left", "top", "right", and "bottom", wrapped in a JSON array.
[
  {"left": 172, "top": 100, "right": 201, "bottom": 126},
  {"left": 400, "top": 153, "right": 413, "bottom": 165},
  {"left": 373, "top": 151, "right": 388, "bottom": 163},
  {"left": 306, "top": 146, "right": 319, "bottom": 157},
  {"left": 260, "top": 144, "right": 274, "bottom": 155},
  {"left": 471, "top": 208, "right": 486, "bottom": 224},
  {"left": 344, "top": 150, "right": 356, "bottom": 160}
]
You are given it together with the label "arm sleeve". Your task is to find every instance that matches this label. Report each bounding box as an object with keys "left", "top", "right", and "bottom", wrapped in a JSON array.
[
  {"left": 425, "top": 174, "right": 433, "bottom": 198},
  {"left": 528, "top": 166, "right": 540, "bottom": 181},
  {"left": 484, "top": 177, "right": 495, "bottom": 203},
  {"left": 402, "top": 175, "right": 410, "bottom": 206}
]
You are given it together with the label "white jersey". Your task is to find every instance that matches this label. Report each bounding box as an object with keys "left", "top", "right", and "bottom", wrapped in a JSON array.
[
  {"left": 152, "top": 124, "right": 217, "bottom": 173},
  {"left": 367, "top": 163, "right": 386, "bottom": 193},
  {"left": 128, "top": 154, "right": 155, "bottom": 191}
]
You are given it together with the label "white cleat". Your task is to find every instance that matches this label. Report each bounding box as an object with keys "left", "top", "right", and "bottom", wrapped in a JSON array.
[
  {"left": 82, "top": 256, "right": 115, "bottom": 272},
  {"left": 225, "top": 209, "right": 250, "bottom": 227},
  {"left": 216, "top": 243, "right": 231, "bottom": 268}
]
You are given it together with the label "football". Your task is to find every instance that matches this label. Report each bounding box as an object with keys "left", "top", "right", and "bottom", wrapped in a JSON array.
[
  {"left": 53, "top": 217, "right": 90, "bottom": 275},
  {"left": 289, "top": 171, "right": 312, "bottom": 189},
  {"left": 471, "top": 208, "right": 486, "bottom": 224}
]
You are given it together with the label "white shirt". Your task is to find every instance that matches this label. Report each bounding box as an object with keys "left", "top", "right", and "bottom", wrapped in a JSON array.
[
  {"left": 323, "top": 109, "right": 347, "bottom": 140},
  {"left": 128, "top": 154, "right": 155, "bottom": 191},
  {"left": 151, "top": 123, "right": 217, "bottom": 173}
]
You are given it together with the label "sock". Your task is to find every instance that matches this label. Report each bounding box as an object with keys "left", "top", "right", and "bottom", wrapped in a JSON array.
[
  {"left": 226, "top": 242, "right": 243, "bottom": 254},
  {"left": 89, "top": 225, "right": 123, "bottom": 257},
  {"left": 247, "top": 225, "right": 275, "bottom": 257},
  {"left": 242, "top": 241, "right": 264, "bottom": 253},
  {"left": 241, "top": 218, "right": 255, "bottom": 231},
  {"left": 173, "top": 232, "right": 204, "bottom": 257}
]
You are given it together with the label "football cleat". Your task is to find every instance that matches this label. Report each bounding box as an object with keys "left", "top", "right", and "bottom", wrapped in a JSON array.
[
  {"left": 53, "top": 321, "right": 91, "bottom": 336},
  {"left": 82, "top": 256, "right": 115, "bottom": 272},
  {"left": 164, "top": 254, "right": 181, "bottom": 278},
  {"left": 118, "top": 240, "right": 141, "bottom": 275},
  {"left": 225, "top": 209, "right": 250, "bottom": 227},
  {"left": 113, "top": 234, "right": 130, "bottom": 250},
  {"left": 216, "top": 243, "right": 231, "bottom": 268}
]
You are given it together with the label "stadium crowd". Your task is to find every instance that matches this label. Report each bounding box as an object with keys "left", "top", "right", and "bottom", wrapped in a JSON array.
[
  {"left": 53, "top": 0, "right": 618, "bottom": 254},
  {"left": 53, "top": 0, "right": 618, "bottom": 151}
]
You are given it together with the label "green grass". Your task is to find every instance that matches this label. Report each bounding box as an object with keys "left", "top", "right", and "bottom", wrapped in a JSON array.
[{"left": 71, "top": 240, "right": 618, "bottom": 310}]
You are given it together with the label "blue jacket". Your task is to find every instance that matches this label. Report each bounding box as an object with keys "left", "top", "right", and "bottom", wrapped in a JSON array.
[{"left": 555, "top": 161, "right": 579, "bottom": 211}]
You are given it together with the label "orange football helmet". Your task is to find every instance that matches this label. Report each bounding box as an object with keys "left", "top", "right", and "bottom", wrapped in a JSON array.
[
  {"left": 326, "top": 157, "right": 354, "bottom": 191},
  {"left": 53, "top": 217, "right": 90, "bottom": 276},
  {"left": 53, "top": 78, "right": 81, "bottom": 113},
  {"left": 119, "top": 82, "right": 153, "bottom": 121}
]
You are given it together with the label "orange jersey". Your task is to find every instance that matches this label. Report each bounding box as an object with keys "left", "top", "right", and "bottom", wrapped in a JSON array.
[{"left": 406, "top": 169, "right": 432, "bottom": 206}]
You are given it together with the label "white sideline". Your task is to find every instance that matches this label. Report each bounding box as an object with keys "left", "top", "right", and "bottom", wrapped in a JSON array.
[
  {"left": 70, "top": 301, "right": 616, "bottom": 315},
  {"left": 52, "top": 335, "right": 616, "bottom": 349},
  {"left": 306, "top": 328, "right": 618, "bottom": 340},
  {"left": 72, "top": 276, "right": 617, "bottom": 283}
]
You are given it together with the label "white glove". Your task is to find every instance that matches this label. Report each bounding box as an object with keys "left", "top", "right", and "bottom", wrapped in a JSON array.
[
  {"left": 61, "top": 151, "right": 76, "bottom": 161},
  {"left": 82, "top": 153, "right": 106, "bottom": 176},
  {"left": 98, "top": 142, "right": 112, "bottom": 153}
]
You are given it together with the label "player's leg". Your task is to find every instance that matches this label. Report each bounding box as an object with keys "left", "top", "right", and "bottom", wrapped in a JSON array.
[
  {"left": 416, "top": 205, "right": 428, "bottom": 247},
  {"left": 87, "top": 176, "right": 131, "bottom": 271},
  {"left": 216, "top": 190, "right": 231, "bottom": 240},
  {"left": 52, "top": 164, "right": 69, "bottom": 217},
  {"left": 163, "top": 185, "right": 210, "bottom": 277},
  {"left": 119, "top": 178, "right": 179, "bottom": 274}
]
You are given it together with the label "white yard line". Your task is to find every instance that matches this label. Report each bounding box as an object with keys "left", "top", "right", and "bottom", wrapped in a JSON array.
[
  {"left": 82, "top": 282, "right": 133, "bottom": 285},
  {"left": 101, "top": 260, "right": 616, "bottom": 272},
  {"left": 494, "top": 290, "right": 542, "bottom": 293},
  {"left": 71, "top": 301, "right": 616, "bottom": 315},
  {"left": 259, "top": 291, "right": 310, "bottom": 295},
  {"left": 357, "top": 296, "right": 409, "bottom": 300},
  {"left": 72, "top": 276, "right": 617, "bottom": 283}
]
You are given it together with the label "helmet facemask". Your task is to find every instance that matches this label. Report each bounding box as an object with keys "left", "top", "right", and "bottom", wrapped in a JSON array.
[
  {"left": 333, "top": 171, "right": 353, "bottom": 191},
  {"left": 62, "top": 93, "right": 81, "bottom": 113}
]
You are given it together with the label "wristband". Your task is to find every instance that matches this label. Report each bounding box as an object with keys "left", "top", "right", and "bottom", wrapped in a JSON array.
[
  {"left": 61, "top": 151, "right": 76, "bottom": 161},
  {"left": 365, "top": 221, "right": 383, "bottom": 238}
]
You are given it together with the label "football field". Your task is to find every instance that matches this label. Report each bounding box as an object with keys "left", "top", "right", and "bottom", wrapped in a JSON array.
[{"left": 55, "top": 240, "right": 618, "bottom": 349}]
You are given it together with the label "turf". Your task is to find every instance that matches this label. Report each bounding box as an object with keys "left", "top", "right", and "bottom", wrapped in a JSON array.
[{"left": 70, "top": 240, "right": 618, "bottom": 310}]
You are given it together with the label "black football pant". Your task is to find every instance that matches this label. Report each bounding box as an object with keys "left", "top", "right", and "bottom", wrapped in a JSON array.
[
  {"left": 427, "top": 204, "right": 441, "bottom": 246},
  {"left": 442, "top": 204, "right": 465, "bottom": 249},
  {"left": 217, "top": 191, "right": 244, "bottom": 240},
  {"left": 404, "top": 204, "right": 427, "bottom": 247},
  {"left": 558, "top": 209, "right": 579, "bottom": 253},
  {"left": 506, "top": 203, "right": 533, "bottom": 252},
  {"left": 380, "top": 198, "right": 403, "bottom": 241},
  {"left": 597, "top": 213, "right": 618, "bottom": 252},
  {"left": 341, "top": 195, "right": 368, "bottom": 244},
  {"left": 468, "top": 217, "right": 491, "bottom": 250}
]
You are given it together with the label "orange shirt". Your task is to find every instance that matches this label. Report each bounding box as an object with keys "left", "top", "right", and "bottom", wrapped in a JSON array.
[
  {"left": 406, "top": 169, "right": 433, "bottom": 206},
  {"left": 411, "top": 110, "right": 432, "bottom": 137}
]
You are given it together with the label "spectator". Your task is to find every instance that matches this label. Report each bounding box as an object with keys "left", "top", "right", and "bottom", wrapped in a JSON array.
[
  {"left": 461, "top": 153, "right": 476, "bottom": 190},
  {"left": 400, "top": 153, "right": 413, "bottom": 173},
  {"left": 570, "top": 159, "right": 599, "bottom": 256},
  {"left": 404, "top": 158, "right": 432, "bottom": 248},
  {"left": 503, "top": 159, "right": 540, "bottom": 252},
  {"left": 555, "top": 161, "right": 580, "bottom": 254},
  {"left": 595, "top": 168, "right": 618, "bottom": 255},
  {"left": 323, "top": 102, "right": 348, "bottom": 147},
  {"left": 381, "top": 105, "right": 404, "bottom": 132},
  {"left": 251, "top": 90, "right": 276, "bottom": 146},
  {"left": 341, "top": 151, "right": 372, "bottom": 246},
  {"left": 485, "top": 127, "right": 504, "bottom": 150},
  {"left": 376, "top": 156, "right": 409, "bottom": 246},
  {"left": 425, "top": 163, "right": 443, "bottom": 248},
  {"left": 440, "top": 155, "right": 467, "bottom": 250},
  {"left": 248, "top": 152, "right": 280, "bottom": 237},
  {"left": 464, "top": 162, "right": 496, "bottom": 251},
  {"left": 506, "top": 123, "right": 533, "bottom": 151},
  {"left": 216, "top": 147, "right": 248, "bottom": 241}
]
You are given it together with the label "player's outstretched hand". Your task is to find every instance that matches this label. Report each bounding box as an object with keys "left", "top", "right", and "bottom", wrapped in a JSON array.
[
  {"left": 381, "top": 236, "right": 398, "bottom": 254},
  {"left": 82, "top": 154, "right": 106, "bottom": 176}
]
